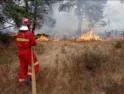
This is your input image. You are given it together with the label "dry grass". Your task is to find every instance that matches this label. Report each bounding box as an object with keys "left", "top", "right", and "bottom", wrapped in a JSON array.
[
  {"left": 0, "top": 41, "right": 18, "bottom": 65},
  {"left": 1, "top": 41, "right": 124, "bottom": 94}
]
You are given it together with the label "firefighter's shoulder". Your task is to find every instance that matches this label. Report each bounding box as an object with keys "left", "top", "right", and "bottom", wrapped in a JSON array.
[{"left": 26, "top": 30, "right": 33, "bottom": 36}]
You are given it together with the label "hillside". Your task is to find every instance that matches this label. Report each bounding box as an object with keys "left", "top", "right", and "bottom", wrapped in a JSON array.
[{"left": 1, "top": 41, "right": 124, "bottom": 94}]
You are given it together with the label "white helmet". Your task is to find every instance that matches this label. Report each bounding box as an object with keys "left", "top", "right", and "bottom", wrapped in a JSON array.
[{"left": 19, "top": 25, "right": 29, "bottom": 31}]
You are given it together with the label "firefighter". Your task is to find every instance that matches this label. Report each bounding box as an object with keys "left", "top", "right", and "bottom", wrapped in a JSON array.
[{"left": 16, "top": 18, "right": 39, "bottom": 87}]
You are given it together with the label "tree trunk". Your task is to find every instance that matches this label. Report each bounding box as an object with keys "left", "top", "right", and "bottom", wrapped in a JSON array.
[
  {"left": 77, "top": 15, "right": 82, "bottom": 35},
  {"left": 76, "top": 1, "right": 83, "bottom": 36},
  {"left": 32, "top": 0, "right": 38, "bottom": 34},
  {"left": 24, "top": 0, "right": 29, "bottom": 12},
  {"left": 32, "top": 22, "right": 36, "bottom": 34}
]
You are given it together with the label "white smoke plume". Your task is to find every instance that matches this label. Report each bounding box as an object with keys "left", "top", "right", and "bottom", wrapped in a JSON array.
[{"left": 37, "top": 1, "right": 124, "bottom": 38}]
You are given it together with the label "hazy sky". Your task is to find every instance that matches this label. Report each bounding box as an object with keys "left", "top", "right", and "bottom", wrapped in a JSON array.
[{"left": 104, "top": 0, "right": 124, "bottom": 31}]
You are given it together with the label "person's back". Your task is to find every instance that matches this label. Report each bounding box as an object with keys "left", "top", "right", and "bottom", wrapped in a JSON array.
[
  {"left": 16, "top": 30, "right": 36, "bottom": 55},
  {"left": 16, "top": 18, "right": 39, "bottom": 87}
]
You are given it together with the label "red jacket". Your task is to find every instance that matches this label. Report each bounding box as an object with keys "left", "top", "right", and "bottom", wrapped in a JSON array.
[{"left": 16, "top": 30, "right": 36, "bottom": 55}]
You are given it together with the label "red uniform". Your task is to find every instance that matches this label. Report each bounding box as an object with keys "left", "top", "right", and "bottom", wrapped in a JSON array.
[{"left": 16, "top": 30, "right": 39, "bottom": 85}]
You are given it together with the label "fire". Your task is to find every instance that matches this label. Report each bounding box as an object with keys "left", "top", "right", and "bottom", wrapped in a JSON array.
[
  {"left": 105, "top": 37, "right": 111, "bottom": 41},
  {"left": 37, "top": 35, "right": 51, "bottom": 41},
  {"left": 120, "top": 36, "right": 124, "bottom": 40},
  {"left": 53, "top": 37, "right": 60, "bottom": 42},
  {"left": 77, "top": 29, "right": 102, "bottom": 41},
  {"left": 36, "top": 30, "right": 124, "bottom": 42},
  {"left": 37, "top": 34, "right": 61, "bottom": 41}
]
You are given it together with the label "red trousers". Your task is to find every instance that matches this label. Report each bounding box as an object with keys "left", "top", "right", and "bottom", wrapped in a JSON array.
[{"left": 18, "top": 51, "right": 39, "bottom": 85}]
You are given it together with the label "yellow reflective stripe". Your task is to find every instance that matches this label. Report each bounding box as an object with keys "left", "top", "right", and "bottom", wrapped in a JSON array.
[
  {"left": 16, "top": 38, "right": 29, "bottom": 42},
  {"left": 28, "top": 72, "right": 32, "bottom": 76},
  {"left": 19, "top": 79, "right": 25, "bottom": 82},
  {"left": 34, "top": 62, "right": 39, "bottom": 66}
]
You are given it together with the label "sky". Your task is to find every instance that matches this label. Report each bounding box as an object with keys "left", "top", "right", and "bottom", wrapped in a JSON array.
[{"left": 104, "top": 0, "right": 124, "bottom": 31}]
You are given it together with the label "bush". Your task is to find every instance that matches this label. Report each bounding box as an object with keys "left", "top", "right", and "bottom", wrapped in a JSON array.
[
  {"left": 84, "top": 50, "right": 108, "bottom": 71},
  {"left": 114, "top": 40, "right": 124, "bottom": 49},
  {"left": 35, "top": 43, "right": 44, "bottom": 55},
  {"left": 0, "top": 32, "right": 11, "bottom": 45},
  {"left": 103, "top": 79, "right": 124, "bottom": 94},
  {"left": 114, "top": 41, "right": 122, "bottom": 49}
]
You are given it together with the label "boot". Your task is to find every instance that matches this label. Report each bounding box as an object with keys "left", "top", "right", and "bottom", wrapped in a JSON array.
[{"left": 24, "top": 77, "right": 32, "bottom": 87}]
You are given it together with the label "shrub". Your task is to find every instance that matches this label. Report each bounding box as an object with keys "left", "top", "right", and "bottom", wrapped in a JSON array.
[
  {"left": 84, "top": 49, "right": 108, "bottom": 71},
  {"left": 0, "top": 32, "right": 11, "bottom": 46},
  {"left": 114, "top": 40, "right": 124, "bottom": 49},
  {"left": 103, "top": 79, "right": 124, "bottom": 94},
  {"left": 114, "top": 41, "right": 122, "bottom": 49},
  {"left": 35, "top": 43, "right": 44, "bottom": 55}
]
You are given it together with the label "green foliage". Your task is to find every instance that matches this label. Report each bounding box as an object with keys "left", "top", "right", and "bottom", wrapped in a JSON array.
[
  {"left": 4, "top": 0, "right": 33, "bottom": 26},
  {"left": 1, "top": 0, "right": 57, "bottom": 32}
]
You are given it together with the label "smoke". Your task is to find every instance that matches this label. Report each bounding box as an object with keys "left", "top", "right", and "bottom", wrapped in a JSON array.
[
  {"left": 37, "top": 3, "right": 89, "bottom": 38},
  {"left": 37, "top": 3, "right": 76, "bottom": 38},
  {"left": 104, "top": 1, "right": 124, "bottom": 31},
  {"left": 101, "top": 1, "right": 124, "bottom": 38},
  {"left": 51, "top": 3, "right": 78, "bottom": 38},
  {"left": 37, "top": 1, "right": 124, "bottom": 38}
]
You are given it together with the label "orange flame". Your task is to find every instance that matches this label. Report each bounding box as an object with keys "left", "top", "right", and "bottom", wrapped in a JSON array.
[
  {"left": 120, "top": 36, "right": 124, "bottom": 40},
  {"left": 36, "top": 29, "right": 124, "bottom": 42},
  {"left": 53, "top": 37, "right": 60, "bottom": 42},
  {"left": 104, "top": 37, "right": 111, "bottom": 41},
  {"left": 37, "top": 35, "right": 51, "bottom": 41},
  {"left": 77, "top": 29, "right": 102, "bottom": 41}
]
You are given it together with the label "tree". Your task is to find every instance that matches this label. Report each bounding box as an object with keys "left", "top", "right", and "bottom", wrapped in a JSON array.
[
  {"left": 0, "top": 3, "right": 13, "bottom": 32},
  {"left": 59, "top": 0, "right": 107, "bottom": 35},
  {"left": 1, "top": 0, "right": 57, "bottom": 33},
  {"left": 0, "top": 0, "right": 31, "bottom": 32},
  {"left": 0, "top": 5, "right": 5, "bottom": 25}
]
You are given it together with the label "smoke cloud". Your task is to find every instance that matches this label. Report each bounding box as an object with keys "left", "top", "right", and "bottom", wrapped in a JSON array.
[
  {"left": 37, "top": 3, "right": 89, "bottom": 38},
  {"left": 37, "top": 1, "right": 124, "bottom": 38},
  {"left": 104, "top": 1, "right": 124, "bottom": 31}
]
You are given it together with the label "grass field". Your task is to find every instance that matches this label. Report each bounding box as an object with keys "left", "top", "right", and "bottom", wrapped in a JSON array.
[{"left": 1, "top": 40, "right": 124, "bottom": 94}]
